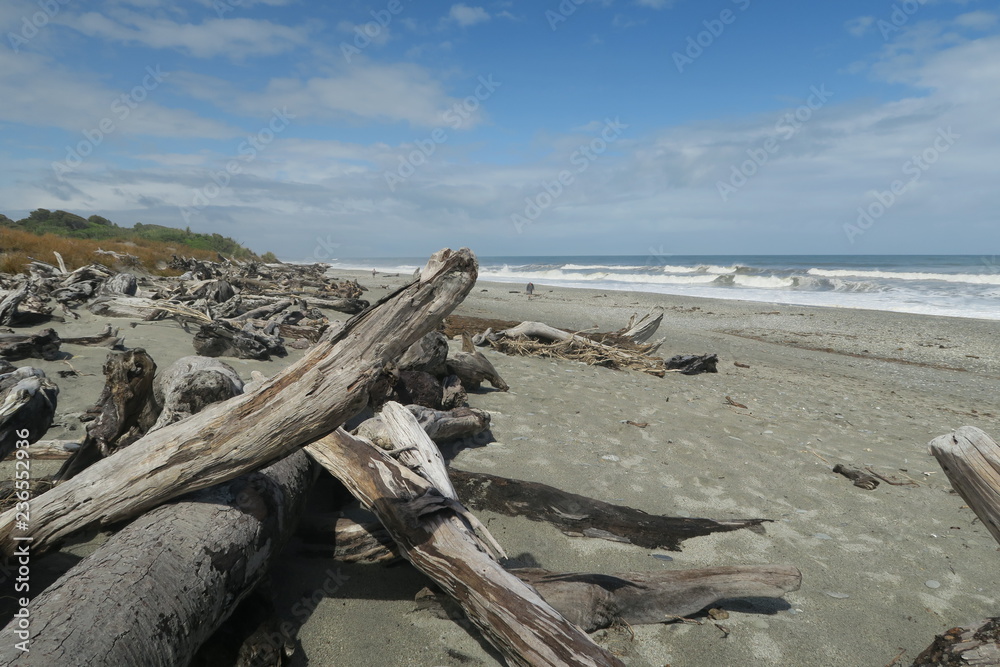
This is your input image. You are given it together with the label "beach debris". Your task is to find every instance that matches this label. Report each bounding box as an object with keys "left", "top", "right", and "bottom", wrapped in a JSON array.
[
  {"left": 0, "top": 366, "right": 58, "bottom": 460},
  {"left": 619, "top": 309, "right": 663, "bottom": 344},
  {"left": 60, "top": 323, "right": 123, "bottom": 348},
  {"left": 621, "top": 420, "right": 649, "bottom": 428},
  {"left": 824, "top": 591, "right": 850, "bottom": 599},
  {"left": 734, "top": 361, "right": 751, "bottom": 368},
  {"left": 724, "top": 396, "right": 748, "bottom": 409},
  {"left": 911, "top": 618, "right": 1000, "bottom": 666},
  {"left": 446, "top": 334, "right": 509, "bottom": 391},
  {"left": 664, "top": 353, "right": 719, "bottom": 375},
  {"left": 0, "top": 327, "right": 61, "bottom": 361},
  {"left": 833, "top": 463, "right": 880, "bottom": 490},
  {"left": 448, "top": 468, "right": 771, "bottom": 551},
  {"left": 471, "top": 319, "right": 695, "bottom": 377}
]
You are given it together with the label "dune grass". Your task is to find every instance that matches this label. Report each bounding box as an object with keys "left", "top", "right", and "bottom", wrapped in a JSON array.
[{"left": 0, "top": 227, "right": 222, "bottom": 275}]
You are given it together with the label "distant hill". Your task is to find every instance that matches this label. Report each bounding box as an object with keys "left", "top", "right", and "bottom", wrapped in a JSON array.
[
  {"left": 4, "top": 209, "right": 263, "bottom": 260},
  {"left": 0, "top": 209, "right": 278, "bottom": 274}
]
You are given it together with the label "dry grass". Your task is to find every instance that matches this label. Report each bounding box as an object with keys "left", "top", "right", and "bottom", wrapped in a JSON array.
[{"left": 0, "top": 227, "right": 221, "bottom": 276}]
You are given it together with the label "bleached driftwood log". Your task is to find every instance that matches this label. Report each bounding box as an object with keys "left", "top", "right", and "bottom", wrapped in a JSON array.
[
  {"left": 447, "top": 334, "right": 508, "bottom": 391},
  {"left": 912, "top": 426, "right": 1000, "bottom": 665},
  {"left": 0, "top": 452, "right": 313, "bottom": 666},
  {"left": 0, "top": 368, "right": 58, "bottom": 460},
  {"left": 306, "top": 424, "right": 623, "bottom": 667},
  {"left": 355, "top": 405, "right": 490, "bottom": 447},
  {"left": 149, "top": 356, "right": 243, "bottom": 431},
  {"left": 398, "top": 331, "right": 449, "bottom": 376},
  {"left": 0, "top": 247, "right": 478, "bottom": 558},
  {"left": 619, "top": 310, "right": 663, "bottom": 344},
  {"left": 0, "top": 283, "right": 29, "bottom": 326}
]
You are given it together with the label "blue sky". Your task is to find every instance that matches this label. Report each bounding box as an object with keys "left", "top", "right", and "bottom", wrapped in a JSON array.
[{"left": 1, "top": 0, "right": 998, "bottom": 260}]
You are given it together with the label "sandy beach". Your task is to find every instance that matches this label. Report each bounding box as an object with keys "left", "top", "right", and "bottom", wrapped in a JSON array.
[{"left": 4, "top": 267, "right": 1000, "bottom": 666}]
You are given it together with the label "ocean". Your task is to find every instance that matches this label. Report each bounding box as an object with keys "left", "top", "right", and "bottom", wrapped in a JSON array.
[{"left": 327, "top": 255, "right": 1000, "bottom": 321}]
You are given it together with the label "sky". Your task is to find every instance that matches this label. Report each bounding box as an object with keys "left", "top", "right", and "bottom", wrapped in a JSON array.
[{"left": 1, "top": 0, "right": 998, "bottom": 261}]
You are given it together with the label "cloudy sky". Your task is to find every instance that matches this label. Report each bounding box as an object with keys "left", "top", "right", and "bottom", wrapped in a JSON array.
[{"left": 1, "top": 0, "right": 997, "bottom": 261}]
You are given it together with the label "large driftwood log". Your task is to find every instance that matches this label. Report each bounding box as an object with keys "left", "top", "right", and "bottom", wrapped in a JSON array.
[
  {"left": 398, "top": 330, "right": 449, "bottom": 376},
  {"left": 450, "top": 469, "right": 767, "bottom": 551},
  {"left": 355, "top": 405, "right": 490, "bottom": 447},
  {"left": 306, "top": 427, "right": 623, "bottom": 667},
  {"left": 0, "top": 248, "right": 478, "bottom": 558},
  {"left": 912, "top": 427, "right": 1000, "bottom": 665},
  {"left": 447, "top": 334, "right": 509, "bottom": 391},
  {"left": 55, "top": 349, "right": 158, "bottom": 480},
  {"left": 0, "top": 329, "right": 61, "bottom": 361},
  {"left": 192, "top": 320, "right": 277, "bottom": 360},
  {"left": 0, "top": 368, "right": 58, "bottom": 460},
  {"left": 150, "top": 356, "right": 244, "bottom": 431},
  {"left": 930, "top": 426, "right": 1000, "bottom": 545},
  {"left": 0, "top": 451, "right": 313, "bottom": 666}
]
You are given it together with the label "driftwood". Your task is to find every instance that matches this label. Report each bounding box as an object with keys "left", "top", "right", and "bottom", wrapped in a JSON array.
[
  {"left": 441, "top": 374, "right": 467, "bottom": 410},
  {"left": 150, "top": 356, "right": 244, "bottom": 431},
  {"left": 398, "top": 330, "right": 449, "bottom": 376},
  {"left": 0, "top": 247, "right": 478, "bottom": 558},
  {"left": 306, "top": 424, "right": 623, "bottom": 667},
  {"left": 450, "top": 469, "right": 767, "bottom": 551},
  {"left": 664, "top": 353, "right": 718, "bottom": 375},
  {"left": 619, "top": 310, "right": 663, "bottom": 344},
  {"left": 0, "top": 368, "right": 58, "bottom": 460},
  {"left": 3, "top": 439, "right": 78, "bottom": 461},
  {"left": 192, "top": 320, "right": 279, "bottom": 360},
  {"left": 447, "top": 333, "right": 509, "bottom": 391},
  {"left": 833, "top": 463, "right": 880, "bottom": 490},
  {"left": 0, "top": 283, "right": 29, "bottom": 326},
  {"left": 479, "top": 321, "right": 671, "bottom": 377},
  {"left": 87, "top": 295, "right": 166, "bottom": 319},
  {"left": 102, "top": 272, "right": 137, "bottom": 296},
  {"left": 60, "top": 324, "right": 122, "bottom": 347},
  {"left": 307, "top": 296, "right": 370, "bottom": 314},
  {"left": 56, "top": 348, "right": 158, "bottom": 480},
  {"left": 912, "top": 426, "right": 1000, "bottom": 664},
  {"left": 0, "top": 451, "right": 312, "bottom": 666},
  {"left": 297, "top": 515, "right": 399, "bottom": 565},
  {"left": 0, "top": 329, "right": 61, "bottom": 361}
]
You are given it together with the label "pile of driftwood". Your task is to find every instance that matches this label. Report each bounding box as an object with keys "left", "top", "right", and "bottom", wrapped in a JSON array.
[
  {"left": 0, "top": 249, "right": 808, "bottom": 666},
  {"left": 0, "top": 250, "right": 373, "bottom": 362},
  {"left": 467, "top": 315, "right": 719, "bottom": 376}
]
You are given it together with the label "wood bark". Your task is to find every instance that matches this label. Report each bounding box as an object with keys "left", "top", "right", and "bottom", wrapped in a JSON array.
[
  {"left": 0, "top": 247, "right": 478, "bottom": 558},
  {"left": 450, "top": 469, "right": 768, "bottom": 551},
  {"left": 0, "top": 283, "right": 29, "bottom": 326},
  {"left": 192, "top": 320, "right": 278, "bottom": 360},
  {"left": 306, "top": 426, "right": 624, "bottom": 667},
  {"left": 447, "top": 335, "right": 508, "bottom": 391},
  {"left": 355, "top": 405, "right": 490, "bottom": 447},
  {"left": 398, "top": 330, "right": 449, "bottom": 376},
  {"left": 0, "top": 451, "right": 313, "bottom": 666}
]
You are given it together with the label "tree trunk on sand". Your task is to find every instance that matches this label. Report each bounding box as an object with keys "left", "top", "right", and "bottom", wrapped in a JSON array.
[
  {"left": 449, "top": 469, "right": 768, "bottom": 551},
  {"left": 55, "top": 348, "right": 158, "bottom": 480},
  {"left": 306, "top": 424, "right": 624, "bottom": 667},
  {"left": 0, "top": 329, "right": 61, "bottom": 362},
  {"left": 912, "top": 426, "right": 1000, "bottom": 665},
  {"left": 0, "top": 451, "right": 313, "bottom": 666},
  {"left": 0, "top": 247, "right": 478, "bottom": 558}
]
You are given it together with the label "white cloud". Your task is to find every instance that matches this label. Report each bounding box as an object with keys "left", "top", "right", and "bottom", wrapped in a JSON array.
[
  {"left": 845, "top": 16, "right": 875, "bottom": 37},
  {"left": 446, "top": 4, "right": 491, "bottom": 27},
  {"left": 65, "top": 11, "right": 309, "bottom": 59},
  {"left": 954, "top": 11, "right": 998, "bottom": 29},
  {"left": 173, "top": 62, "right": 480, "bottom": 128}
]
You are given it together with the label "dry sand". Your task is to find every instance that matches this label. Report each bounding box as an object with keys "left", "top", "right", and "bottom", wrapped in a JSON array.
[{"left": 3, "top": 268, "right": 1000, "bottom": 666}]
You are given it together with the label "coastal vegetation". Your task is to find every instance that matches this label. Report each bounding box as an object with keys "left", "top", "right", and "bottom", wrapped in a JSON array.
[{"left": 0, "top": 209, "right": 270, "bottom": 274}]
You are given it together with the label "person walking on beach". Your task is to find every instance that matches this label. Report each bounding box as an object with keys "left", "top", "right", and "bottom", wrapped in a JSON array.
[{"left": 526, "top": 282, "right": 534, "bottom": 295}]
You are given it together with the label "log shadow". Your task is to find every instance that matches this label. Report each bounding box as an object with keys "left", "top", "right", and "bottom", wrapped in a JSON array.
[
  {"left": 438, "top": 428, "right": 495, "bottom": 463},
  {"left": 0, "top": 550, "right": 83, "bottom": 625},
  {"left": 709, "top": 596, "right": 792, "bottom": 616}
]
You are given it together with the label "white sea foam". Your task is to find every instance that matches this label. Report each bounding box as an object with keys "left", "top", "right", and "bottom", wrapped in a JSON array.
[
  {"left": 807, "top": 268, "right": 1000, "bottom": 285},
  {"left": 733, "top": 275, "right": 794, "bottom": 289}
]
